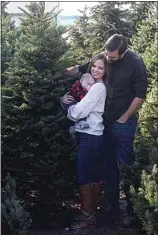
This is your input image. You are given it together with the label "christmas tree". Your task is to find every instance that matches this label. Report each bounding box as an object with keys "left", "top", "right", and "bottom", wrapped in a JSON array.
[
  {"left": 1, "top": 1, "right": 17, "bottom": 85},
  {"left": 1, "top": 173, "right": 32, "bottom": 235},
  {"left": 130, "top": 5, "right": 158, "bottom": 233},
  {"left": 2, "top": 2, "right": 77, "bottom": 226}
]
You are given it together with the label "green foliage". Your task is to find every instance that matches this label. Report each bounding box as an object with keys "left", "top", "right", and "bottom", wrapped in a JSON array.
[
  {"left": 131, "top": 10, "right": 157, "bottom": 54},
  {"left": 90, "top": 2, "right": 133, "bottom": 42},
  {"left": 1, "top": 1, "right": 17, "bottom": 85},
  {"left": 64, "top": 6, "right": 97, "bottom": 64},
  {"left": 136, "top": 21, "right": 158, "bottom": 167},
  {"left": 1, "top": 173, "right": 32, "bottom": 235},
  {"left": 2, "top": 2, "right": 77, "bottom": 225},
  {"left": 129, "top": 6, "right": 158, "bottom": 234},
  {"left": 131, "top": 165, "right": 158, "bottom": 235},
  {"left": 1, "top": 1, "right": 158, "bottom": 231},
  {"left": 127, "top": 2, "right": 157, "bottom": 33},
  {"left": 1, "top": 1, "right": 10, "bottom": 16},
  {"left": 66, "top": 2, "right": 135, "bottom": 65}
]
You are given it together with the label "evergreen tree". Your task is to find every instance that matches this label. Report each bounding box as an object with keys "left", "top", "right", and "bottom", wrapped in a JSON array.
[
  {"left": 131, "top": 4, "right": 158, "bottom": 167},
  {"left": 1, "top": 1, "right": 10, "bottom": 16},
  {"left": 126, "top": 1, "right": 157, "bottom": 34},
  {"left": 131, "top": 165, "right": 158, "bottom": 235},
  {"left": 67, "top": 1, "right": 134, "bottom": 65},
  {"left": 2, "top": 174, "right": 32, "bottom": 235},
  {"left": 2, "top": 2, "right": 77, "bottom": 225},
  {"left": 64, "top": 6, "right": 98, "bottom": 64},
  {"left": 131, "top": 5, "right": 157, "bottom": 54},
  {"left": 1, "top": 1, "right": 17, "bottom": 85},
  {"left": 90, "top": 2, "right": 133, "bottom": 43},
  {"left": 138, "top": 31, "right": 158, "bottom": 166},
  {"left": 129, "top": 5, "right": 158, "bottom": 233}
]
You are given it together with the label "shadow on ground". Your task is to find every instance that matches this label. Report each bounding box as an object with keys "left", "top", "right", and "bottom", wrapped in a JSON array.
[{"left": 28, "top": 199, "right": 145, "bottom": 235}]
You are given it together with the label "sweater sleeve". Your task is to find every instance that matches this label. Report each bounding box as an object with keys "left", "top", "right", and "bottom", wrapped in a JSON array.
[
  {"left": 78, "top": 62, "right": 90, "bottom": 74},
  {"left": 67, "top": 83, "right": 106, "bottom": 121},
  {"left": 133, "top": 60, "right": 148, "bottom": 99}
]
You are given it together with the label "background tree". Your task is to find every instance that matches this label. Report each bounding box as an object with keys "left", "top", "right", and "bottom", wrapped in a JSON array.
[
  {"left": 129, "top": 5, "right": 158, "bottom": 233},
  {"left": 1, "top": 1, "right": 158, "bottom": 232},
  {"left": 2, "top": 2, "right": 77, "bottom": 227},
  {"left": 2, "top": 174, "right": 32, "bottom": 235},
  {"left": 1, "top": 1, "right": 17, "bottom": 85},
  {"left": 64, "top": 6, "right": 98, "bottom": 65},
  {"left": 126, "top": 1, "right": 157, "bottom": 34},
  {"left": 131, "top": 165, "right": 158, "bottom": 235},
  {"left": 66, "top": 1, "right": 137, "bottom": 66},
  {"left": 90, "top": 2, "right": 133, "bottom": 43}
]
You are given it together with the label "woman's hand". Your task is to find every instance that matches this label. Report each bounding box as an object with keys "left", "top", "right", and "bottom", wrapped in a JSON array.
[{"left": 61, "top": 92, "right": 75, "bottom": 104}]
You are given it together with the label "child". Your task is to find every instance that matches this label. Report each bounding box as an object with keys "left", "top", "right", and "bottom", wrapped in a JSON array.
[{"left": 61, "top": 73, "right": 95, "bottom": 139}]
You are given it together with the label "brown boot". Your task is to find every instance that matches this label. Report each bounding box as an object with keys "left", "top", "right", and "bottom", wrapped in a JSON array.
[
  {"left": 80, "top": 183, "right": 94, "bottom": 214},
  {"left": 92, "top": 183, "right": 102, "bottom": 210},
  {"left": 71, "top": 183, "right": 96, "bottom": 229}
]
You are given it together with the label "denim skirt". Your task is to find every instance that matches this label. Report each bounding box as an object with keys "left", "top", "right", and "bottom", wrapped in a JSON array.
[{"left": 76, "top": 132, "right": 103, "bottom": 185}]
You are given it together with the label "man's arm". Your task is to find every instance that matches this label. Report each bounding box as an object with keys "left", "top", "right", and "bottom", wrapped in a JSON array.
[
  {"left": 117, "top": 97, "right": 145, "bottom": 123},
  {"left": 64, "top": 62, "right": 90, "bottom": 76},
  {"left": 117, "top": 60, "right": 148, "bottom": 123},
  {"left": 61, "top": 62, "right": 90, "bottom": 104},
  {"left": 64, "top": 66, "right": 80, "bottom": 76}
]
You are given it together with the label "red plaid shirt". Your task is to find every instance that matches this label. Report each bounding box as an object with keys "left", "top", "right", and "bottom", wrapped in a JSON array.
[{"left": 70, "top": 80, "right": 87, "bottom": 102}]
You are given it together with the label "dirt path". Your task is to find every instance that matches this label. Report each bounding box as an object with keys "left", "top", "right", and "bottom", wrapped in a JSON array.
[
  {"left": 28, "top": 199, "right": 145, "bottom": 235},
  {"left": 29, "top": 226, "right": 144, "bottom": 235}
]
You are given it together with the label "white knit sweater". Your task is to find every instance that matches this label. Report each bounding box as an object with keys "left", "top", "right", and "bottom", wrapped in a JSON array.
[{"left": 67, "top": 82, "right": 106, "bottom": 136}]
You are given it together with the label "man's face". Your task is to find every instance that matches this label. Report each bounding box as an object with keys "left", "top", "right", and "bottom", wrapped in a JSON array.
[{"left": 104, "top": 49, "right": 121, "bottom": 63}]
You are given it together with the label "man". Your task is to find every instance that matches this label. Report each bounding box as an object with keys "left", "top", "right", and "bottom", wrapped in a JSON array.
[{"left": 61, "top": 34, "right": 148, "bottom": 225}]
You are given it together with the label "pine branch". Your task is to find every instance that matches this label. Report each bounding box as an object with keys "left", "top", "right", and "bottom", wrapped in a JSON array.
[{"left": 18, "top": 6, "right": 37, "bottom": 19}]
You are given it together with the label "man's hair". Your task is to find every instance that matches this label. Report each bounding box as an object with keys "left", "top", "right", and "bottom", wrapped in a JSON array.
[{"left": 104, "top": 34, "right": 128, "bottom": 55}]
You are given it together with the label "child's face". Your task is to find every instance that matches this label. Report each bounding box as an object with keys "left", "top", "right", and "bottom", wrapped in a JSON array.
[{"left": 80, "top": 74, "right": 95, "bottom": 90}]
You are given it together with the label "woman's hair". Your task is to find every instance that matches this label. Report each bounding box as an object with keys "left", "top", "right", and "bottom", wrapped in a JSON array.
[
  {"left": 87, "top": 53, "right": 108, "bottom": 77},
  {"left": 87, "top": 53, "right": 111, "bottom": 86},
  {"left": 87, "top": 53, "right": 113, "bottom": 106}
]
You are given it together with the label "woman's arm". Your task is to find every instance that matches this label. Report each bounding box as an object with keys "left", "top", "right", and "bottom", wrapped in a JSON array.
[
  {"left": 60, "top": 92, "right": 75, "bottom": 104},
  {"left": 67, "top": 83, "right": 106, "bottom": 122}
]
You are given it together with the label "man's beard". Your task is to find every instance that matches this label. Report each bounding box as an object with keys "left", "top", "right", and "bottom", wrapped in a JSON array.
[
  {"left": 107, "top": 60, "right": 117, "bottom": 64},
  {"left": 107, "top": 57, "right": 121, "bottom": 64}
]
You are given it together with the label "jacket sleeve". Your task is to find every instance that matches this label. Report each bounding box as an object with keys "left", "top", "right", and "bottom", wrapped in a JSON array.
[
  {"left": 67, "top": 83, "right": 106, "bottom": 121},
  {"left": 70, "top": 81, "right": 87, "bottom": 101},
  {"left": 78, "top": 62, "right": 90, "bottom": 74}
]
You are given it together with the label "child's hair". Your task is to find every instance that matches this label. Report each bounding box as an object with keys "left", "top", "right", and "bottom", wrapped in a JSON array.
[{"left": 80, "top": 73, "right": 95, "bottom": 84}]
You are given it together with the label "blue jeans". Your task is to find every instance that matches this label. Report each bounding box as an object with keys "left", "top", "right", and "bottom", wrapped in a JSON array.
[
  {"left": 102, "top": 116, "right": 138, "bottom": 213},
  {"left": 112, "top": 117, "right": 137, "bottom": 165},
  {"left": 76, "top": 132, "right": 103, "bottom": 185}
]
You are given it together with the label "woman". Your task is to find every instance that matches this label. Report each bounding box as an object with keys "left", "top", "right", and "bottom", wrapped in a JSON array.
[{"left": 61, "top": 54, "right": 109, "bottom": 229}]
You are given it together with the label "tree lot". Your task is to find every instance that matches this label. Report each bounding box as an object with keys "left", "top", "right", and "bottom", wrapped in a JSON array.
[{"left": 1, "top": 2, "right": 158, "bottom": 235}]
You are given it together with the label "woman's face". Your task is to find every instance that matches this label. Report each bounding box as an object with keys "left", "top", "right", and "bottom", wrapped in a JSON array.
[{"left": 91, "top": 59, "right": 105, "bottom": 81}]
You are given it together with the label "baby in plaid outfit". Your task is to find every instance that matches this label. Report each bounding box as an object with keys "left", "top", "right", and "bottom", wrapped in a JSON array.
[{"left": 61, "top": 73, "right": 95, "bottom": 139}]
